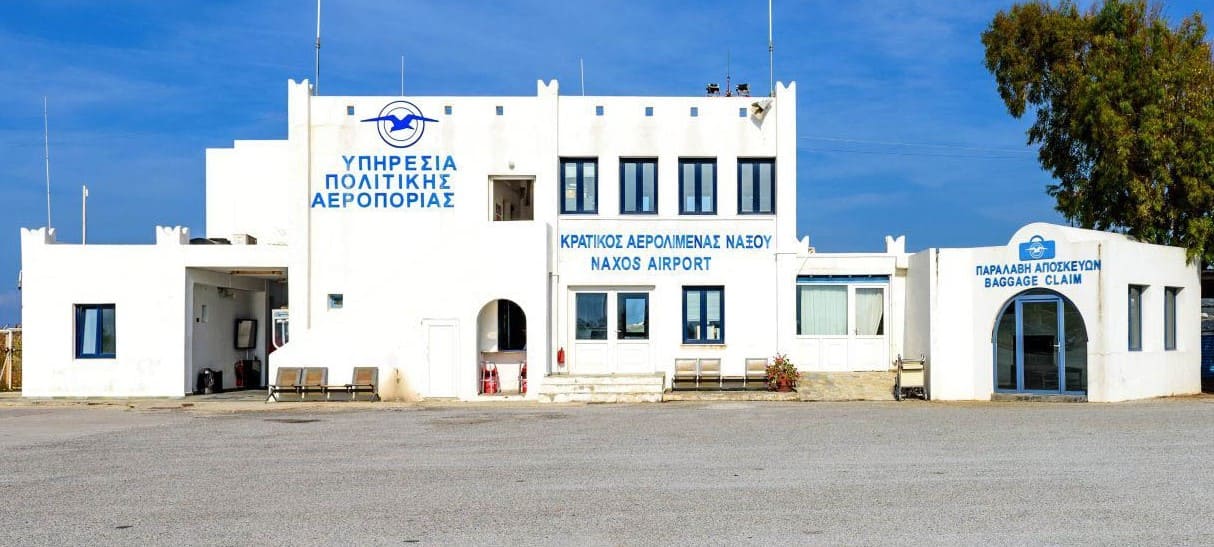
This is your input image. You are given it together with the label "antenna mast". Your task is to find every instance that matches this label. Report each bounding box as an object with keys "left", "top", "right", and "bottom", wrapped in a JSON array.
[
  {"left": 400, "top": 55, "right": 405, "bottom": 95},
  {"left": 43, "top": 97, "right": 52, "bottom": 229},
  {"left": 768, "top": 0, "right": 775, "bottom": 96},
  {"left": 314, "top": 0, "right": 321, "bottom": 95},
  {"left": 579, "top": 57, "right": 585, "bottom": 96}
]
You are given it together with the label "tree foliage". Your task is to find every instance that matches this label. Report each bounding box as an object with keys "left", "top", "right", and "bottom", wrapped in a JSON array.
[{"left": 983, "top": 0, "right": 1214, "bottom": 262}]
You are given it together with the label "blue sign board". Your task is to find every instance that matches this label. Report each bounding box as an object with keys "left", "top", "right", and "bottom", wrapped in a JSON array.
[{"left": 1018, "top": 235, "right": 1055, "bottom": 261}]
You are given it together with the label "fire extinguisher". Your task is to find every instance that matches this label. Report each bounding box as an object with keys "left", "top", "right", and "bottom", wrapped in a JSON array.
[
  {"left": 481, "top": 363, "right": 500, "bottom": 394},
  {"left": 557, "top": 347, "right": 565, "bottom": 368},
  {"left": 520, "top": 362, "right": 527, "bottom": 394}
]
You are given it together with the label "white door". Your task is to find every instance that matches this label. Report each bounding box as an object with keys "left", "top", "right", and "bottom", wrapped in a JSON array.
[
  {"left": 849, "top": 286, "right": 888, "bottom": 370},
  {"left": 571, "top": 291, "right": 651, "bottom": 374},
  {"left": 425, "top": 320, "right": 459, "bottom": 397}
]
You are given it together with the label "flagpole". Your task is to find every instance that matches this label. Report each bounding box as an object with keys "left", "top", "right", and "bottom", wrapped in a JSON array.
[
  {"left": 768, "top": 0, "right": 775, "bottom": 97},
  {"left": 82, "top": 185, "right": 88, "bottom": 244},
  {"left": 43, "top": 97, "right": 52, "bottom": 229},
  {"left": 314, "top": 0, "right": 322, "bottom": 95}
]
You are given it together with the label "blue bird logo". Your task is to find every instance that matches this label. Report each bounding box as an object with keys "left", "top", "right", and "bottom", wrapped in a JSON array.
[{"left": 362, "top": 100, "right": 436, "bottom": 148}]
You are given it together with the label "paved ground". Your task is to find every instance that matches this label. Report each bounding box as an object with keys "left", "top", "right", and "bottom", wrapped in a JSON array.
[{"left": 2, "top": 398, "right": 1213, "bottom": 545}]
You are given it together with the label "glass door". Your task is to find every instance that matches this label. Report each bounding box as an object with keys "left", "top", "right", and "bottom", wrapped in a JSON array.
[{"left": 1020, "top": 299, "right": 1061, "bottom": 391}]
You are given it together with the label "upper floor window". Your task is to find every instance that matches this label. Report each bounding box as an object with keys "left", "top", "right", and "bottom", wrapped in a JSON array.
[
  {"left": 679, "top": 159, "right": 716, "bottom": 215},
  {"left": 620, "top": 159, "right": 657, "bottom": 214},
  {"left": 75, "top": 304, "right": 116, "bottom": 359},
  {"left": 560, "top": 158, "right": 598, "bottom": 214},
  {"left": 738, "top": 158, "right": 775, "bottom": 214}
]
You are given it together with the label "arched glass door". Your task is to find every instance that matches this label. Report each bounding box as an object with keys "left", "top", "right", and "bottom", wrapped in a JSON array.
[{"left": 993, "top": 290, "right": 1087, "bottom": 394}]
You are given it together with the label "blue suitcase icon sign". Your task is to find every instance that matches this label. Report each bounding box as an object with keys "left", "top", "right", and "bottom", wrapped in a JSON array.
[{"left": 1019, "top": 235, "right": 1055, "bottom": 261}]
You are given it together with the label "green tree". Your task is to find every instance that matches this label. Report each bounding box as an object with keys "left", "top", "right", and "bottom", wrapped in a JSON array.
[{"left": 982, "top": 0, "right": 1214, "bottom": 262}]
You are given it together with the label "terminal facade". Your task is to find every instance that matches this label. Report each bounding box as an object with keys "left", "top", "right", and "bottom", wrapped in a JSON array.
[{"left": 18, "top": 79, "right": 1202, "bottom": 402}]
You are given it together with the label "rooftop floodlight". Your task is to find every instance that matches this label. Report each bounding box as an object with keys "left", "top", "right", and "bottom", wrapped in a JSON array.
[
  {"left": 736, "top": 83, "right": 750, "bottom": 97},
  {"left": 706, "top": 83, "right": 721, "bottom": 96}
]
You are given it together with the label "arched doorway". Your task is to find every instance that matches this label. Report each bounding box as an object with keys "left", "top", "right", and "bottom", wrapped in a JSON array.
[
  {"left": 476, "top": 299, "right": 526, "bottom": 395},
  {"left": 993, "top": 289, "right": 1087, "bottom": 394}
]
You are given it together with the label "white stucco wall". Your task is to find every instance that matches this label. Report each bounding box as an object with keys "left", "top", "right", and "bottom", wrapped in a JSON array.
[
  {"left": 206, "top": 140, "right": 290, "bottom": 245},
  {"left": 915, "top": 223, "right": 1199, "bottom": 402}
]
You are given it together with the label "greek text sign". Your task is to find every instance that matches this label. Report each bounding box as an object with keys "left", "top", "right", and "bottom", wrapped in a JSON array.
[
  {"left": 560, "top": 232, "right": 772, "bottom": 272},
  {"left": 312, "top": 154, "right": 457, "bottom": 209}
]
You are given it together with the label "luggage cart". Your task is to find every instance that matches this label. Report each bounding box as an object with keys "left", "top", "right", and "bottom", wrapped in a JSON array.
[{"left": 894, "top": 354, "right": 927, "bottom": 401}]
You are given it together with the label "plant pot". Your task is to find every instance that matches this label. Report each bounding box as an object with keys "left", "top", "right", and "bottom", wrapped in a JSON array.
[{"left": 774, "top": 377, "right": 794, "bottom": 392}]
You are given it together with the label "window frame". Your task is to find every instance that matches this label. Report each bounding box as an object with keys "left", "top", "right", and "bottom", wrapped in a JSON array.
[
  {"left": 617, "top": 292, "right": 650, "bottom": 340},
  {"left": 678, "top": 158, "right": 717, "bottom": 215},
  {"left": 619, "top": 158, "right": 658, "bottom": 215},
  {"left": 75, "top": 303, "right": 116, "bottom": 359},
  {"left": 795, "top": 276, "right": 890, "bottom": 337},
  {"left": 1128, "top": 284, "right": 1144, "bottom": 351},
  {"left": 575, "top": 292, "right": 608, "bottom": 341},
  {"left": 559, "top": 158, "right": 598, "bottom": 214},
  {"left": 682, "top": 286, "right": 724, "bottom": 344},
  {"left": 737, "top": 158, "right": 776, "bottom": 214},
  {"left": 1164, "top": 286, "right": 1179, "bottom": 351}
]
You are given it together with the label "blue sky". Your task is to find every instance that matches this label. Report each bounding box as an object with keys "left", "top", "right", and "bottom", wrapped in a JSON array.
[{"left": 0, "top": 0, "right": 1208, "bottom": 325}]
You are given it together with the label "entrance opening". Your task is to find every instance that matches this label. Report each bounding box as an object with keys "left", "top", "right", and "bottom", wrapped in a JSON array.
[
  {"left": 476, "top": 299, "right": 527, "bottom": 395},
  {"left": 992, "top": 289, "right": 1087, "bottom": 394},
  {"left": 491, "top": 179, "right": 534, "bottom": 221}
]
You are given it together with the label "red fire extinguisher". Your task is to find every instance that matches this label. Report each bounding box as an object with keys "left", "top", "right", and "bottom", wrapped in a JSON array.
[
  {"left": 481, "top": 363, "right": 500, "bottom": 394},
  {"left": 557, "top": 347, "right": 565, "bottom": 368},
  {"left": 520, "top": 362, "right": 527, "bottom": 394}
]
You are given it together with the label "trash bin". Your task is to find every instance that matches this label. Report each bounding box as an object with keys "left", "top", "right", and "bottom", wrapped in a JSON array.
[{"left": 195, "top": 368, "right": 224, "bottom": 395}]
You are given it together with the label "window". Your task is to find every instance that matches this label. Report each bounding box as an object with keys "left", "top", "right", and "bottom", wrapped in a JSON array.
[
  {"left": 738, "top": 158, "right": 775, "bottom": 214},
  {"left": 1129, "top": 285, "right": 1144, "bottom": 351},
  {"left": 796, "top": 276, "right": 889, "bottom": 336},
  {"left": 560, "top": 158, "right": 598, "bottom": 214},
  {"left": 1165, "top": 287, "right": 1180, "bottom": 351},
  {"left": 327, "top": 294, "right": 344, "bottom": 309},
  {"left": 595, "top": 105, "right": 604, "bottom": 116},
  {"left": 797, "top": 286, "right": 847, "bottom": 335},
  {"left": 495, "top": 105, "right": 504, "bottom": 115},
  {"left": 644, "top": 106, "right": 653, "bottom": 117},
  {"left": 620, "top": 159, "right": 657, "bottom": 214},
  {"left": 683, "top": 287, "right": 724, "bottom": 344},
  {"left": 345, "top": 105, "right": 354, "bottom": 116},
  {"left": 444, "top": 105, "right": 452, "bottom": 115},
  {"left": 575, "top": 293, "right": 607, "bottom": 340},
  {"left": 75, "top": 304, "right": 115, "bottom": 358},
  {"left": 618, "top": 293, "right": 649, "bottom": 339},
  {"left": 679, "top": 159, "right": 716, "bottom": 214},
  {"left": 690, "top": 106, "right": 699, "bottom": 117}
]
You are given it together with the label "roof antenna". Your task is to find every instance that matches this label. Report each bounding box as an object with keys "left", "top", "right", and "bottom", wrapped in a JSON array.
[
  {"left": 43, "top": 96, "right": 52, "bottom": 230},
  {"left": 768, "top": 0, "right": 775, "bottom": 96},
  {"left": 579, "top": 57, "right": 585, "bottom": 96},
  {"left": 313, "top": 0, "right": 322, "bottom": 95},
  {"left": 725, "top": 50, "right": 732, "bottom": 97},
  {"left": 400, "top": 55, "right": 405, "bottom": 96}
]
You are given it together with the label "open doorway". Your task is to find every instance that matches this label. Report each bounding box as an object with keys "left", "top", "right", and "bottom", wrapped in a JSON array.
[
  {"left": 491, "top": 178, "right": 534, "bottom": 221},
  {"left": 476, "top": 299, "right": 527, "bottom": 395}
]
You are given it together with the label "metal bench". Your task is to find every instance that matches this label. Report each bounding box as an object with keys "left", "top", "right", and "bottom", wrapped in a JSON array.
[{"left": 671, "top": 358, "right": 723, "bottom": 390}]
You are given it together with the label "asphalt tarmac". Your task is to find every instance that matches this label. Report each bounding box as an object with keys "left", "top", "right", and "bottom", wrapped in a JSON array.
[{"left": 2, "top": 399, "right": 1213, "bottom": 545}]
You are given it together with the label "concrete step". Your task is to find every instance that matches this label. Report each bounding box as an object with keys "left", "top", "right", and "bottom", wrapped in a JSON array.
[{"left": 537, "top": 374, "right": 666, "bottom": 404}]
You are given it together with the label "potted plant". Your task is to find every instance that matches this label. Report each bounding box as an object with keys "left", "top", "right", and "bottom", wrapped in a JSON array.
[{"left": 766, "top": 354, "right": 798, "bottom": 392}]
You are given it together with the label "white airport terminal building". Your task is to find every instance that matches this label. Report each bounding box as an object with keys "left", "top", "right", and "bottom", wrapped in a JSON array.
[{"left": 18, "top": 79, "right": 1202, "bottom": 402}]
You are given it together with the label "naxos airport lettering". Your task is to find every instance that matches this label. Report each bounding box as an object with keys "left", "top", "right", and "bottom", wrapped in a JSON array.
[
  {"left": 560, "top": 232, "right": 773, "bottom": 272},
  {"left": 977, "top": 235, "right": 1101, "bottom": 288}
]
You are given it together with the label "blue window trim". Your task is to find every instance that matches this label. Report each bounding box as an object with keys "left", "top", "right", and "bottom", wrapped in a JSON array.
[
  {"left": 737, "top": 158, "right": 776, "bottom": 215},
  {"left": 75, "top": 303, "right": 116, "bottom": 359},
  {"left": 678, "top": 158, "right": 717, "bottom": 215},
  {"left": 1129, "top": 285, "right": 1144, "bottom": 351},
  {"left": 619, "top": 158, "right": 658, "bottom": 215},
  {"left": 682, "top": 286, "right": 724, "bottom": 344},
  {"left": 1165, "top": 287, "right": 1179, "bottom": 351},
  {"left": 559, "top": 158, "right": 598, "bottom": 214},
  {"left": 796, "top": 275, "right": 889, "bottom": 284},
  {"left": 617, "top": 292, "right": 650, "bottom": 340}
]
